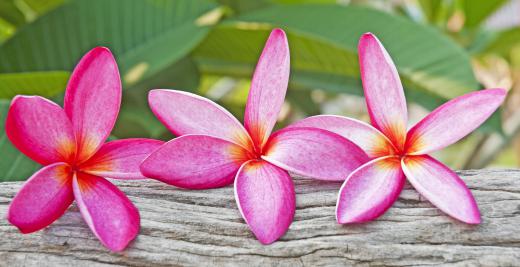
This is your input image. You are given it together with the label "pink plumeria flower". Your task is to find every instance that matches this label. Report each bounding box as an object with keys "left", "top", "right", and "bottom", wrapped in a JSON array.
[
  {"left": 140, "top": 29, "right": 369, "bottom": 244},
  {"left": 5, "top": 47, "right": 163, "bottom": 251},
  {"left": 291, "top": 33, "right": 506, "bottom": 224}
]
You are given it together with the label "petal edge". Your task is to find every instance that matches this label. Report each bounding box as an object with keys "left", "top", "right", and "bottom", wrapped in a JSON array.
[
  {"left": 401, "top": 155, "right": 480, "bottom": 224},
  {"left": 336, "top": 156, "right": 405, "bottom": 224},
  {"left": 234, "top": 160, "right": 295, "bottom": 244},
  {"left": 244, "top": 28, "right": 290, "bottom": 150},
  {"left": 7, "top": 163, "right": 73, "bottom": 233},
  {"left": 73, "top": 173, "right": 140, "bottom": 252}
]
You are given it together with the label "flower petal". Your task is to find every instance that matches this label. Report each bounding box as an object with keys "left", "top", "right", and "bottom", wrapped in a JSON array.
[
  {"left": 262, "top": 127, "right": 369, "bottom": 181},
  {"left": 148, "top": 89, "right": 253, "bottom": 150},
  {"left": 7, "top": 163, "right": 73, "bottom": 233},
  {"left": 289, "top": 115, "right": 396, "bottom": 158},
  {"left": 6, "top": 95, "right": 76, "bottom": 165},
  {"left": 80, "top": 138, "right": 164, "bottom": 179},
  {"left": 406, "top": 89, "right": 506, "bottom": 155},
  {"left": 244, "top": 28, "right": 290, "bottom": 150},
  {"left": 234, "top": 160, "right": 295, "bottom": 244},
  {"left": 401, "top": 155, "right": 480, "bottom": 224},
  {"left": 336, "top": 156, "right": 405, "bottom": 224},
  {"left": 72, "top": 173, "right": 140, "bottom": 252},
  {"left": 140, "top": 135, "right": 250, "bottom": 189},
  {"left": 358, "top": 33, "right": 407, "bottom": 149},
  {"left": 64, "top": 47, "right": 121, "bottom": 162}
]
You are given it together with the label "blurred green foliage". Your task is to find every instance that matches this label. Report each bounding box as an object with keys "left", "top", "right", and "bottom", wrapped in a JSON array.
[{"left": 1, "top": 0, "right": 519, "bottom": 180}]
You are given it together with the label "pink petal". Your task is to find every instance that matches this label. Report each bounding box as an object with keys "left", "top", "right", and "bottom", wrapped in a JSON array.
[
  {"left": 358, "top": 33, "right": 407, "bottom": 149},
  {"left": 336, "top": 156, "right": 405, "bottom": 224},
  {"left": 244, "top": 29, "right": 290, "bottom": 150},
  {"left": 80, "top": 138, "right": 164, "bottom": 179},
  {"left": 401, "top": 155, "right": 480, "bottom": 224},
  {"left": 234, "top": 160, "right": 294, "bottom": 244},
  {"left": 7, "top": 163, "right": 73, "bottom": 233},
  {"left": 289, "top": 115, "right": 396, "bottom": 158},
  {"left": 72, "top": 172, "right": 140, "bottom": 252},
  {"left": 6, "top": 96, "right": 76, "bottom": 165},
  {"left": 64, "top": 47, "right": 122, "bottom": 162},
  {"left": 406, "top": 89, "right": 506, "bottom": 155},
  {"left": 148, "top": 89, "right": 253, "bottom": 150},
  {"left": 263, "top": 127, "right": 369, "bottom": 181},
  {"left": 140, "top": 135, "right": 250, "bottom": 189}
]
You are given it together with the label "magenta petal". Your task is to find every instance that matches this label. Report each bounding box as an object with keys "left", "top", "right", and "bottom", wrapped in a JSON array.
[
  {"left": 406, "top": 88, "right": 506, "bottom": 155},
  {"left": 358, "top": 33, "right": 407, "bottom": 149},
  {"left": 73, "top": 173, "right": 140, "bottom": 252},
  {"left": 140, "top": 135, "right": 250, "bottom": 189},
  {"left": 234, "top": 160, "right": 295, "bottom": 244},
  {"left": 7, "top": 163, "right": 73, "bottom": 233},
  {"left": 289, "top": 115, "right": 396, "bottom": 158},
  {"left": 148, "top": 89, "right": 253, "bottom": 149},
  {"left": 336, "top": 156, "right": 405, "bottom": 224},
  {"left": 64, "top": 47, "right": 122, "bottom": 162},
  {"left": 401, "top": 155, "right": 480, "bottom": 224},
  {"left": 263, "top": 127, "right": 369, "bottom": 181},
  {"left": 6, "top": 96, "right": 76, "bottom": 165},
  {"left": 244, "top": 28, "right": 290, "bottom": 150},
  {"left": 81, "top": 138, "right": 164, "bottom": 179}
]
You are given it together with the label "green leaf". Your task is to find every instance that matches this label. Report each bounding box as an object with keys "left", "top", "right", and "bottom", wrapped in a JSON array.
[
  {"left": 193, "top": 5, "right": 479, "bottom": 105},
  {"left": 0, "top": 71, "right": 69, "bottom": 99},
  {"left": 482, "top": 27, "right": 520, "bottom": 57},
  {"left": 112, "top": 57, "right": 201, "bottom": 139},
  {"left": 460, "top": 0, "right": 507, "bottom": 28},
  {"left": 417, "top": 0, "right": 455, "bottom": 26},
  {"left": 0, "top": 100, "right": 41, "bottom": 182},
  {"left": 478, "top": 107, "right": 503, "bottom": 135},
  {"left": 23, "top": 0, "right": 68, "bottom": 15},
  {"left": 0, "top": 0, "right": 221, "bottom": 87},
  {"left": 217, "top": 0, "right": 271, "bottom": 14},
  {"left": 0, "top": 17, "right": 16, "bottom": 43},
  {"left": 418, "top": 0, "right": 442, "bottom": 23},
  {"left": 0, "top": 0, "right": 26, "bottom": 26}
]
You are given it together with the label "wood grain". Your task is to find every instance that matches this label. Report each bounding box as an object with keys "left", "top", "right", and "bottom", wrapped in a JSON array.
[{"left": 1, "top": 169, "right": 520, "bottom": 266}]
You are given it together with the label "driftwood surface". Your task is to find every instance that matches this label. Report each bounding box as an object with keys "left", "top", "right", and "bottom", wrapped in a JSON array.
[{"left": 1, "top": 169, "right": 520, "bottom": 266}]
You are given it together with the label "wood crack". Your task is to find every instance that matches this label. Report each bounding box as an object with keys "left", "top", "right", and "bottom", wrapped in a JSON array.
[{"left": 1, "top": 170, "right": 520, "bottom": 266}]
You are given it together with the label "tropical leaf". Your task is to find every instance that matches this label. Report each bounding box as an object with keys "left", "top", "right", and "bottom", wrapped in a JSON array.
[
  {"left": 483, "top": 27, "right": 520, "bottom": 57},
  {"left": 461, "top": 0, "right": 507, "bottom": 29},
  {"left": 0, "top": 100, "right": 41, "bottom": 181},
  {"left": 113, "top": 57, "right": 201, "bottom": 139},
  {"left": 0, "top": 0, "right": 221, "bottom": 87},
  {"left": 0, "top": 17, "right": 15, "bottom": 43},
  {"left": 0, "top": 71, "right": 69, "bottom": 99},
  {"left": 217, "top": 0, "right": 271, "bottom": 14},
  {"left": 193, "top": 4, "right": 479, "bottom": 105},
  {"left": 0, "top": 0, "right": 26, "bottom": 26},
  {"left": 418, "top": 0, "right": 442, "bottom": 23},
  {"left": 23, "top": 0, "right": 68, "bottom": 15}
]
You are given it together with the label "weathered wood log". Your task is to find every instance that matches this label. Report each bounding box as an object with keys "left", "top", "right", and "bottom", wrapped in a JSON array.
[{"left": 1, "top": 169, "right": 520, "bottom": 266}]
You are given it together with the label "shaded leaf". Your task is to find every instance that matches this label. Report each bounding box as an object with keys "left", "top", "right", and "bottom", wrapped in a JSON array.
[
  {"left": 23, "top": 0, "right": 67, "bottom": 15},
  {"left": 0, "top": 0, "right": 26, "bottom": 26},
  {"left": 483, "top": 27, "right": 520, "bottom": 57},
  {"left": 194, "top": 5, "right": 478, "bottom": 103},
  {"left": 0, "top": 0, "right": 220, "bottom": 87},
  {"left": 0, "top": 17, "right": 15, "bottom": 43},
  {"left": 0, "top": 71, "right": 69, "bottom": 99},
  {"left": 461, "top": 0, "right": 507, "bottom": 28},
  {"left": 217, "top": 0, "right": 271, "bottom": 14},
  {"left": 113, "top": 57, "right": 201, "bottom": 139},
  {"left": 418, "top": 0, "right": 442, "bottom": 23},
  {"left": 0, "top": 100, "right": 41, "bottom": 182}
]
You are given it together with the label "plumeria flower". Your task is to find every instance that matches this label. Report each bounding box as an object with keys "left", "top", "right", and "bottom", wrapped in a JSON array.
[
  {"left": 290, "top": 33, "right": 506, "bottom": 224},
  {"left": 140, "top": 29, "right": 369, "bottom": 244},
  {"left": 6, "top": 47, "right": 163, "bottom": 251}
]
